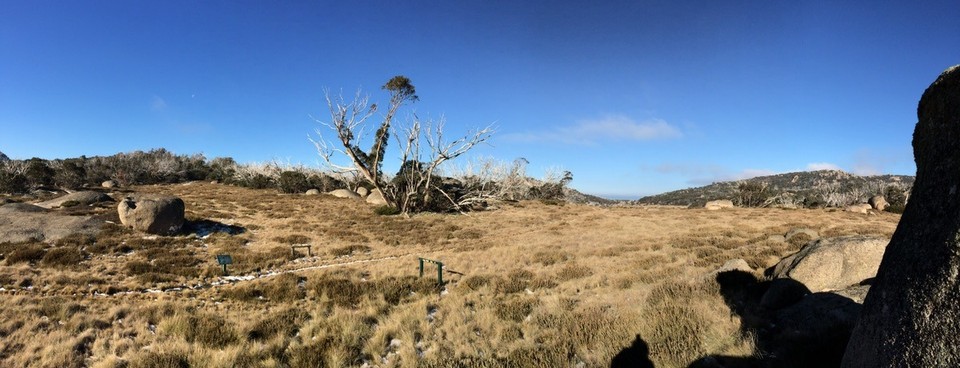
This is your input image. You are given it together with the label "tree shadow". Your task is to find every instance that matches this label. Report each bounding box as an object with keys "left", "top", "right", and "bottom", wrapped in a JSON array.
[
  {"left": 611, "top": 334, "right": 655, "bottom": 368},
  {"left": 183, "top": 219, "right": 246, "bottom": 237},
  {"left": 688, "top": 270, "right": 861, "bottom": 368}
]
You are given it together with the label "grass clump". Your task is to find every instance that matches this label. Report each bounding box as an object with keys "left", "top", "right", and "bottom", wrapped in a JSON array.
[
  {"left": 5, "top": 244, "right": 46, "bottom": 265},
  {"left": 40, "top": 247, "right": 86, "bottom": 267}
]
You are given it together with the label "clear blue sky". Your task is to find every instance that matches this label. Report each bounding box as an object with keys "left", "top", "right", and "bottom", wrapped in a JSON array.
[{"left": 2, "top": 1, "right": 958, "bottom": 198}]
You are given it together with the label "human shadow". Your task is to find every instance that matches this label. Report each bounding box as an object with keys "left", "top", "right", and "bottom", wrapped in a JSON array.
[
  {"left": 611, "top": 334, "right": 655, "bottom": 368},
  {"left": 688, "top": 270, "right": 862, "bottom": 368}
]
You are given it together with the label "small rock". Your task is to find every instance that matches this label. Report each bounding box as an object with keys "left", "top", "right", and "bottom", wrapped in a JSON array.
[
  {"left": 101, "top": 180, "right": 116, "bottom": 188},
  {"left": 705, "top": 199, "right": 734, "bottom": 210},
  {"left": 305, "top": 189, "right": 320, "bottom": 195}
]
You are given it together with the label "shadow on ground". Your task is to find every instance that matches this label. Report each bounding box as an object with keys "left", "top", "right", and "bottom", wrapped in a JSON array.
[
  {"left": 610, "top": 334, "right": 655, "bottom": 368},
  {"left": 687, "top": 270, "right": 861, "bottom": 368},
  {"left": 184, "top": 219, "right": 246, "bottom": 237}
]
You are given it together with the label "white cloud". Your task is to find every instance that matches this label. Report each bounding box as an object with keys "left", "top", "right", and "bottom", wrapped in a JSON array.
[
  {"left": 151, "top": 95, "right": 168, "bottom": 111},
  {"left": 806, "top": 162, "right": 841, "bottom": 171},
  {"left": 645, "top": 162, "right": 775, "bottom": 186},
  {"left": 504, "top": 115, "right": 681, "bottom": 144}
]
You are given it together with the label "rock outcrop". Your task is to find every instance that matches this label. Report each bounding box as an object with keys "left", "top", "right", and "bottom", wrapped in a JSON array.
[
  {"left": 117, "top": 195, "right": 185, "bottom": 235},
  {"left": 704, "top": 199, "right": 734, "bottom": 210},
  {"left": 843, "top": 65, "right": 960, "bottom": 367},
  {"left": 36, "top": 191, "right": 114, "bottom": 209},
  {"left": 771, "top": 236, "right": 888, "bottom": 292},
  {"left": 0, "top": 202, "right": 103, "bottom": 243}
]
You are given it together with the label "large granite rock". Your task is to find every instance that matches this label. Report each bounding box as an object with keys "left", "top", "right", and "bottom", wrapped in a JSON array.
[
  {"left": 843, "top": 65, "right": 960, "bottom": 367},
  {"left": 772, "top": 236, "right": 888, "bottom": 292},
  {"left": 117, "top": 195, "right": 185, "bottom": 235}
]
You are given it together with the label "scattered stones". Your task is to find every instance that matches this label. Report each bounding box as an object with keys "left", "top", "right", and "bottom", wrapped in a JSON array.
[
  {"left": 305, "top": 189, "right": 320, "bottom": 195},
  {"left": 843, "top": 65, "right": 960, "bottom": 366},
  {"left": 101, "top": 180, "right": 116, "bottom": 188},
  {"left": 705, "top": 200, "right": 734, "bottom": 210},
  {"left": 867, "top": 196, "right": 888, "bottom": 211},
  {"left": 328, "top": 189, "right": 360, "bottom": 199},
  {"left": 771, "top": 235, "right": 889, "bottom": 292},
  {"left": 36, "top": 191, "right": 114, "bottom": 209},
  {"left": 366, "top": 189, "right": 388, "bottom": 205},
  {"left": 117, "top": 195, "right": 185, "bottom": 235}
]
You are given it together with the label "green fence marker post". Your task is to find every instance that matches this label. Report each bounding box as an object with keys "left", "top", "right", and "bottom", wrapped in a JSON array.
[
  {"left": 437, "top": 261, "right": 443, "bottom": 285},
  {"left": 419, "top": 258, "right": 424, "bottom": 278}
]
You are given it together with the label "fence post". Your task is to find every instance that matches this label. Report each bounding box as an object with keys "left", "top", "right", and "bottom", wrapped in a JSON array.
[
  {"left": 437, "top": 261, "right": 443, "bottom": 285},
  {"left": 419, "top": 257, "right": 424, "bottom": 278}
]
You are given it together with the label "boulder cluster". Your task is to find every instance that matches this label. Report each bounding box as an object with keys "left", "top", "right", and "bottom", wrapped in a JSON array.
[{"left": 319, "top": 187, "right": 388, "bottom": 206}]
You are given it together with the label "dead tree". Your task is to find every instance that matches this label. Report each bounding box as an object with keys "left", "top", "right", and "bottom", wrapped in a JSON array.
[{"left": 312, "top": 76, "right": 493, "bottom": 214}]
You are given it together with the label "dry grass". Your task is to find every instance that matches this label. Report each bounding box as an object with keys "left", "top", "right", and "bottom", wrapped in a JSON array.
[{"left": 0, "top": 182, "right": 901, "bottom": 367}]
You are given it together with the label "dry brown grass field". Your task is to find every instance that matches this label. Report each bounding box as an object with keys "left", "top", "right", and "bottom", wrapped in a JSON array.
[{"left": 0, "top": 182, "right": 900, "bottom": 367}]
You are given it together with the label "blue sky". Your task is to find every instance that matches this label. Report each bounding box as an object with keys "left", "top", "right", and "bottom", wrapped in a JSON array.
[{"left": 2, "top": 1, "right": 958, "bottom": 198}]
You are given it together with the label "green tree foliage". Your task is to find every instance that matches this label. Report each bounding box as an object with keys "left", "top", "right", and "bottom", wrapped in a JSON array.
[
  {"left": 24, "top": 158, "right": 55, "bottom": 188},
  {"left": 54, "top": 158, "right": 87, "bottom": 189},
  {"left": 366, "top": 76, "right": 419, "bottom": 184},
  {"left": 277, "top": 171, "right": 309, "bottom": 194},
  {"left": 736, "top": 182, "right": 770, "bottom": 207},
  {"left": 884, "top": 186, "right": 908, "bottom": 213}
]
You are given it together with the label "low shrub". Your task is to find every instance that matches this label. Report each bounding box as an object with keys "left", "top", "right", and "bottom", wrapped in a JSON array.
[{"left": 373, "top": 205, "right": 400, "bottom": 216}]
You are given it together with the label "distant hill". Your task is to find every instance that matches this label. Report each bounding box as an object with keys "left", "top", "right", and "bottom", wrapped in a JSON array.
[
  {"left": 564, "top": 188, "right": 618, "bottom": 205},
  {"left": 634, "top": 170, "right": 914, "bottom": 208},
  {"left": 0, "top": 151, "right": 8, "bottom": 162}
]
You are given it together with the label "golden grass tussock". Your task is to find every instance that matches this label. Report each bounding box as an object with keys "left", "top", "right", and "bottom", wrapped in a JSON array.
[{"left": 0, "top": 183, "right": 902, "bottom": 367}]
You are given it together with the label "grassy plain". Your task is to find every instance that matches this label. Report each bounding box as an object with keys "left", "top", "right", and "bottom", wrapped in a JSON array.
[{"left": 0, "top": 182, "right": 900, "bottom": 367}]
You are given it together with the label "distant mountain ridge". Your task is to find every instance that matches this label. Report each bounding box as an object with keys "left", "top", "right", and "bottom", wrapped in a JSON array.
[
  {"left": 634, "top": 170, "right": 914, "bottom": 208},
  {"left": 0, "top": 151, "right": 8, "bottom": 162}
]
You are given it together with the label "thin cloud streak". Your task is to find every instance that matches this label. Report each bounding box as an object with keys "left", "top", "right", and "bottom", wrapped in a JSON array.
[
  {"left": 503, "top": 115, "right": 682, "bottom": 145},
  {"left": 807, "top": 162, "right": 841, "bottom": 171},
  {"left": 151, "top": 95, "right": 168, "bottom": 112}
]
